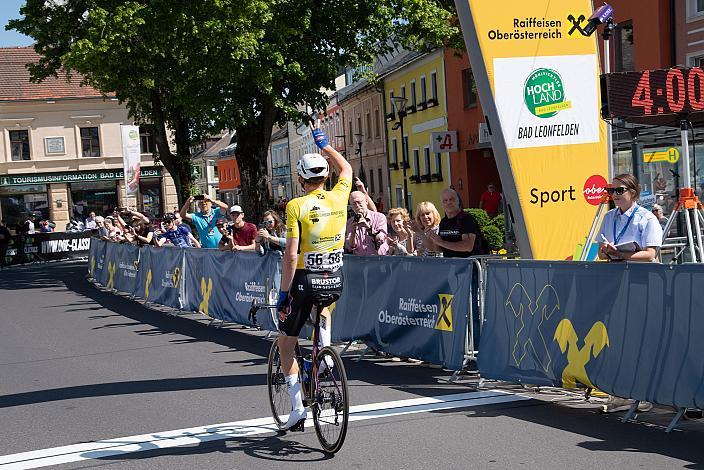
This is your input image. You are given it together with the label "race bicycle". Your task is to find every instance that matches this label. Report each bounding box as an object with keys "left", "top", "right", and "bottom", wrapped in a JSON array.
[{"left": 249, "top": 293, "right": 349, "bottom": 454}]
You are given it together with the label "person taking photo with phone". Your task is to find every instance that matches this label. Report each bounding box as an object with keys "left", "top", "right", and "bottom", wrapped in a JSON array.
[
  {"left": 179, "top": 194, "right": 228, "bottom": 248},
  {"left": 255, "top": 210, "right": 286, "bottom": 255}
]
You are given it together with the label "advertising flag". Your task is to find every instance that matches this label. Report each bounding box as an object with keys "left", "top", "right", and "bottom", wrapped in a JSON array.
[
  {"left": 454, "top": 0, "right": 609, "bottom": 259},
  {"left": 121, "top": 125, "right": 142, "bottom": 196}
]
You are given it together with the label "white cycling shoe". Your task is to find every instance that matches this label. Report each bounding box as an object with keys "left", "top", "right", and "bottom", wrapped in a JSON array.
[{"left": 281, "top": 408, "right": 307, "bottom": 432}]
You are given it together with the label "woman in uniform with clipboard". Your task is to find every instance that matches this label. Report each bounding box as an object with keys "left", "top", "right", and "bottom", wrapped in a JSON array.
[{"left": 597, "top": 174, "right": 663, "bottom": 263}]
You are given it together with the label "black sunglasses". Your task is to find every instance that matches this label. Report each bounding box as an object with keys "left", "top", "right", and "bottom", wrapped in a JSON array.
[{"left": 605, "top": 186, "right": 628, "bottom": 196}]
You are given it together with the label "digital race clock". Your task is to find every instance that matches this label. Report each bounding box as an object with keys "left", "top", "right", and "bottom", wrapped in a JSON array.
[{"left": 602, "top": 67, "right": 704, "bottom": 120}]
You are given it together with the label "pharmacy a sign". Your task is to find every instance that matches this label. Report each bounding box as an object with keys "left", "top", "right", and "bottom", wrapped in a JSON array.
[{"left": 524, "top": 68, "right": 570, "bottom": 118}]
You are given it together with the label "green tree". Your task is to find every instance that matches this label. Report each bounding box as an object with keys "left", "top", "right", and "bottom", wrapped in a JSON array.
[{"left": 9, "top": 0, "right": 462, "bottom": 217}]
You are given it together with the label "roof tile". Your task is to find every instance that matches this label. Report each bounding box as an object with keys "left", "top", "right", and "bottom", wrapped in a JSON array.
[{"left": 0, "top": 46, "right": 107, "bottom": 102}]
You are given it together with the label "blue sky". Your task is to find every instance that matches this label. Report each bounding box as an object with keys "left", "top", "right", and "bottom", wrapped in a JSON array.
[{"left": 0, "top": 0, "right": 33, "bottom": 47}]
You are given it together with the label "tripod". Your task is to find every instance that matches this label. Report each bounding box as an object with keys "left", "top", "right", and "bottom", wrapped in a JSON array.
[{"left": 658, "top": 120, "right": 704, "bottom": 263}]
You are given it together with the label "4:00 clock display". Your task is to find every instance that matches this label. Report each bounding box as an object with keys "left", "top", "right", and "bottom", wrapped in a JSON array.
[{"left": 602, "top": 67, "right": 704, "bottom": 119}]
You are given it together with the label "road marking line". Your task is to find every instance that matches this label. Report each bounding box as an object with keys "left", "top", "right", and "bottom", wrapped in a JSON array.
[{"left": 0, "top": 390, "right": 530, "bottom": 469}]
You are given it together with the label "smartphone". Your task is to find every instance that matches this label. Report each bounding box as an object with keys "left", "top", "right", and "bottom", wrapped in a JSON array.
[{"left": 193, "top": 195, "right": 206, "bottom": 201}]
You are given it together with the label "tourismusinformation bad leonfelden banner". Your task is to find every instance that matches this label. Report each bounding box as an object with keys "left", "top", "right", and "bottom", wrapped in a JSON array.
[{"left": 454, "top": 0, "right": 609, "bottom": 260}]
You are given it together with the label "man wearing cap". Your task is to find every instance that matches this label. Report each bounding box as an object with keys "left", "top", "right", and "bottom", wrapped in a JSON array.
[
  {"left": 179, "top": 194, "right": 228, "bottom": 248},
  {"left": 228, "top": 205, "right": 257, "bottom": 251},
  {"left": 156, "top": 214, "right": 201, "bottom": 248}
]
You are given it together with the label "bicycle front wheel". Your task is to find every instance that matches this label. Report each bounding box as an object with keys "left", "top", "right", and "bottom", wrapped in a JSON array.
[
  {"left": 267, "top": 338, "right": 301, "bottom": 429},
  {"left": 312, "top": 346, "right": 349, "bottom": 453}
]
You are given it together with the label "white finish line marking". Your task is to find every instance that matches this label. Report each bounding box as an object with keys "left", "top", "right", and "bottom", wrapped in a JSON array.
[{"left": 0, "top": 390, "right": 530, "bottom": 469}]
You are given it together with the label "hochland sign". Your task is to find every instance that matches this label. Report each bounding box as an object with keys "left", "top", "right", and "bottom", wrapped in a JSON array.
[{"left": 454, "top": 0, "right": 608, "bottom": 259}]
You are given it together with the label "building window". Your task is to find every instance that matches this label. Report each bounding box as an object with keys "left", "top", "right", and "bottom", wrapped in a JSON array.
[
  {"left": 139, "top": 124, "right": 156, "bottom": 154},
  {"left": 435, "top": 152, "right": 443, "bottom": 176},
  {"left": 69, "top": 181, "right": 118, "bottom": 221},
  {"left": 356, "top": 115, "right": 362, "bottom": 138},
  {"left": 369, "top": 168, "right": 375, "bottom": 193},
  {"left": 431, "top": 72, "right": 438, "bottom": 101},
  {"left": 420, "top": 76, "right": 427, "bottom": 103},
  {"left": 403, "top": 136, "right": 409, "bottom": 166},
  {"left": 374, "top": 108, "right": 381, "bottom": 138},
  {"left": 614, "top": 20, "right": 634, "bottom": 72},
  {"left": 0, "top": 184, "right": 48, "bottom": 227},
  {"left": 688, "top": 0, "right": 704, "bottom": 17},
  {"left": 423, "top": 147, "right": 431, "bottom": 176},
  {"left": 391, "top": 138, "right": 398, "bottom": 164},
  {"left": 378, "top": 168, "right": 383, "bottom": 194},
  {"left": 365, "top": 112, "right": 372, "bottom": 140},
  {"left": 413, "top": 148, "right": 420, "bottom": 177},
  {"left": 401, "top": 84, "right": 406, "bottom": 99},
  {"left": 463, "top": 69, "right": 477, "bottom": 108},
  {"left": 80, "top": 127, "right": 101, "bottom": 158},
  {"left": 348, "top": 121, "right": 353, "bottom": 146},
  {"left": 9, "top": 129, "right": 30, "bottom": 161},
  {"left": 410, "top": 80, "right": 417, "bottom": 108},
  {"left": 690, "top": 55, "right": 704, "bottom": 67}
]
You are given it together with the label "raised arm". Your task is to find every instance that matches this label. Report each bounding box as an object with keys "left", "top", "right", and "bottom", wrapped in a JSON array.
[
  {"left": 180, "top": 196, "right": 194, "bottom": 222},
  {"left": 313, "top": 128, "right": 352, "bottom": 182}
]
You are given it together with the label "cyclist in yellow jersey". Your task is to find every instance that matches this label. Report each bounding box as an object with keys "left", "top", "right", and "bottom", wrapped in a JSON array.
[{"left": 276, "top": 126, "right": 352, "bottom": 431}]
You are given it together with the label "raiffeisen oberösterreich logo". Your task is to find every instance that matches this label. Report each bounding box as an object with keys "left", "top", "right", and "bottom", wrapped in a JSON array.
[
  {"left": 378, "top": 295, "right": 454, "bottom": 332},
  {"left": 523, "top": 68, "right": 572, "bottom": 118}
]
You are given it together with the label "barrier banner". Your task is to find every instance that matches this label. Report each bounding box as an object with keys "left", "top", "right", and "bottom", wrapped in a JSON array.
[
  {"left": 198, "top": 251, "right": 280, "bottom": 325},
  {"left": 480, "top": 260, "right": 704, "bottom": 409},
  {"left": 6, "top": 231, "right": 95, "bottom": 265},
  {"left": 333, "top": 256, "right": 471, "bottom": 370},
  {"left": 102, "top": 242, "right": 140, "bottom": 294},
  {"left": 454, "top": 0, "right": 609, "bottom": 259},
  {"left": 140, "top": 246, "right": 183, "bottom": 309},
  {"left": 183, "top": 248, "right": 210, "bottom": 314},
  {"left": 88, "top": 238, "right": 106, "bottom": 281}
]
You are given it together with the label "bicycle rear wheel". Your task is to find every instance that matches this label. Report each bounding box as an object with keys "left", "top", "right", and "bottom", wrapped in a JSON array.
[
  {"left": 312, "top": 346, "right": 349, "bottom": 453},
  {"left": 267, "top": 338, "right": 302, "bottom": 429}
]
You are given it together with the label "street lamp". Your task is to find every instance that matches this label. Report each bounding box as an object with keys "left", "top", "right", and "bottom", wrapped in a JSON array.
[
  {"left": 354, "top": 132, "right": 366, "bottom": 185},
  {"left": 391, "top": 95, "right": 410, "bottom": 213}
]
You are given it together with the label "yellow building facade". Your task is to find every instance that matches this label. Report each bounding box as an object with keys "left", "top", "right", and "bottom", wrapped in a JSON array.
[{"left": 384, "top": 49, "right": 449, "bottom": 215}]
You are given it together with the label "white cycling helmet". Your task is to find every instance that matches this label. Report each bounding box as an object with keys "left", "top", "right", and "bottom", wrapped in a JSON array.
[{"left": 297, "top": 153, "right": 329, "bottom": 180}]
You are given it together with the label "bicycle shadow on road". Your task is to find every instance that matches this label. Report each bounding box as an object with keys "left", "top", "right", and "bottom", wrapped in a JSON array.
[{"left": 78, "top": 431, "right": 332, "bottom": 464}]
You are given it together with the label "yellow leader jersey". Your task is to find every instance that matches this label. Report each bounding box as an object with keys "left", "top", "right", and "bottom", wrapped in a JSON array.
[{"left": 285, "top": 177, "right": 352, "bottom": 271}]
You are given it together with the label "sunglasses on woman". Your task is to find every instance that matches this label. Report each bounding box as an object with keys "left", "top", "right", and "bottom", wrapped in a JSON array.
[{"left": 605, "top": 186, "right": 629, "bottom": 196}]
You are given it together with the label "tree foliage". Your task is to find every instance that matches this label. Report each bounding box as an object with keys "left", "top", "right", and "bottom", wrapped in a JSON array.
[{"left": 9, "top": 0, "right": 462, "bottom": 218}]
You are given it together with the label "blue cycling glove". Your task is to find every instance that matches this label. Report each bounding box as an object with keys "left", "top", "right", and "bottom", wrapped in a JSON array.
[
  {"left": 276, "top": 291, "right": 290, "bottom": 313},
  {"left": 312, "top": 128, "right": 328, "bottom": 150}
]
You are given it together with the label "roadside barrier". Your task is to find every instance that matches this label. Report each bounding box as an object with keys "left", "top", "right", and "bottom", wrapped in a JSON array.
[
  {"left": 480, "top": 259, "right": 704, "bottom": 413},
  {"left": 87, "top": 238, "right": 475, "bottom": 370},
  {"left": 3, "top": 230, "right": 95, "bottom": 265}
]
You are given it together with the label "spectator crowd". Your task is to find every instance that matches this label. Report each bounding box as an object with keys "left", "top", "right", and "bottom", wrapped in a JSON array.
[{"left": 73, "top": 177, "right": 499, "bottom": 260}]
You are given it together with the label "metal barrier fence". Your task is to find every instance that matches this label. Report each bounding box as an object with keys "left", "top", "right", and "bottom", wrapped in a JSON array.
[{"left": 87, "top": 238, "right": 480, "bottom": 371}]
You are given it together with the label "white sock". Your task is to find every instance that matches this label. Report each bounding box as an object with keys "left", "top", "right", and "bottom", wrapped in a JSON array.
[
  {"left": 317, "top": 315, "right": 334, "bottom": 371},
  {"left": 318, "top": 315, "right": 331, "bottom": 349},
  {"left": 286, "top": 374, "right": 304, "bottom": 412}
]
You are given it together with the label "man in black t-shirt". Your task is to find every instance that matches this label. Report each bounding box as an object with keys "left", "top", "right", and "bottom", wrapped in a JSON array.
[{"left": 429, "top": 188, "right": 483, "bottom": 258}]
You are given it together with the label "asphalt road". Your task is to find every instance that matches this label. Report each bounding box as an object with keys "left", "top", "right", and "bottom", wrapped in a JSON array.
[{"left": 1, "top": 260, "right": 703, "bottom": 469}]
